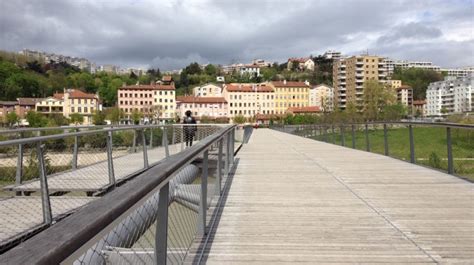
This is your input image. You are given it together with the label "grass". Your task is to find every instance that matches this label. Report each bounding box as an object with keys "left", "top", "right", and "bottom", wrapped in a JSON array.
[{"left": 308, "top": 126, "right": 474, "bottom": 182}]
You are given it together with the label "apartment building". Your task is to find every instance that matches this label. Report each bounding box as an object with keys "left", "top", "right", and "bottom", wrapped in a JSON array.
[
  {"left": 287, "top": 58, "right": 315, "bottom": 71},
  {"left": 413, "top": 100, "right": 426, "bottom": 117},
  {"left": 269, "top": 80, "right": 310, "bottom": 114},
  {"left": 322, "top": 50, "right": 342, "bottom": 60},
  {"left": 333, "top": 55, "right": 387, "bottom": 110},
  {"left": 222, "top": 83, "right": 275, "bottom": 118},
  {"left": 309, "top": 84, "right": 334, "bottom": 112},
  {"left": 17, "top": 98, "right": 42, "bottom": 118},
  {"left": 441, "top": 67, "right": 474, "bottom": 78},
  {"left": 176, "top": 96, "right": 228, "bottom": 119},
  {"left": 240, "top": 64, "right": 261, "bottom": 77},
  {"left": 0, "top": 101, "right": 17, "bottom": 122},
  {"left": 36, "top": 96, "right": 64, "bottom": 115},
  {"left": 60, "top": 89, "right": 101, "bottom": 125},
  {"left": 426, "top": 76, "right": 473, "bottom": 116},
  {"left": 388, "top": 79, "right": 402, "bottom": 89},
  {"left": 396, "top": 85, "right": 413, "bottom": 107},
  {"left": 193, "top": 84, "right": 222, "bottom": 97}
]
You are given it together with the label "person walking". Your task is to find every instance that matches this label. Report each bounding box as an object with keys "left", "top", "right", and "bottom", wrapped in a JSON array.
[{"left": 183, "top": 110, "right": 197, "bottom": 147}]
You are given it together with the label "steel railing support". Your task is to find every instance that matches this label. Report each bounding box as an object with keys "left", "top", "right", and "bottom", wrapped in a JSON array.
[
  {"left": 141, "top": 130, "right": 148, "bottom": 168},
  {"left": 180, "top": 126, "right": 184, "bottom": 151},
  {"left": 106, "top": 131, "right": 116, "bottom": 186},
  {"left": 132, "top": 130, "right": 137, "bottom": 153},
  {"left": 331, "top": 125, "right": 336, "bottom": 144},
  {"left": 383, "top": 124, "right": 389, "bottom": 156},
  {"left": 198, "top": 150, "right": 208, "bottom": 236},
  {"left": 163, "top": 126, "right": 169, "bottom": 158},
  {"left": 15, "top": 132, "right": 24, "bottom": 190},
  {"left": 72, "top": 129, "right": 79, "bottom": 169},
  {"left": 409, "top": 125, "right": 415, "bottom": 163},
  {"left": 365, "top": 124, "right": 370, "bottom": 152},
  {"left": 341, "top": 126, "right": 345, "bottom": 146},
  {"left": 216, "top": 138, "right": 223, "bottom": 196},
  {"left": 154, "top": 182, "right": 169, "bottom": 265},
  {"left": 37, "top": 142, "right": 52, "bottom": 225},
  {"left": 149, "top": 128, "right": 153, "bottom": 148},
  {"left": 225, "top": 133, "right": 230, "bottom": 179},
  {"left": 351, "top": 125, "right": 356, "bottom": 149},
  {"left": 447, "top": 127, "right": 454, "bottom": 174}
]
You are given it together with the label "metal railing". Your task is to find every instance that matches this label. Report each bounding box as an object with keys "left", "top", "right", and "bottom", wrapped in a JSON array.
[
  {"left": 0, "top": 124, "right": 238, "bottom": 264},
  {"left": 0, "top": 124, "right": 239, "bottom": 256},
  {"left": 273, "top": 122, "right": 474, "bottom": 181}
]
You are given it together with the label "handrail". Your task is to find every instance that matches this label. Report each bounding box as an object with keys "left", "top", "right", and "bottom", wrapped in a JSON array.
[
  {"left": 276, "top": 121, "right": 474, "bottom": 130},
  {"left": 0, "top": 124, "right": 236, "bottom": 264},
  {"left": 0, "top": 123, "right": 228, "bottom": 147}
]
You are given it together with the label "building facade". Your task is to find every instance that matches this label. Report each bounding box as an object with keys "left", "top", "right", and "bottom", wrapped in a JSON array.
[
  {"left": 61, "top": 89, "right": 101, "bottom": 125},
  {"left": 176, "top": 96, "right": 228, "bottom": 119},
  {"left": 287, "top": 58, "right": 315, "bottom": 71},
  {"left": 309, "top": 84, "right": 334, "bottom": 112},
  {"left": 426, "top": 76, "right": 473, "bottom": 116},
  {"left": 269, "top": 81, "right": 310, "bottom": 114},
  {"left": 396, "top": 85, "right": 413, "bottom": 107},
  {"left": 333, "top": 55, "right": 387, "bottom": 110},
  {"left": 193, "top": 84, "right": 223, "bottom": 97},
  {"left": 222, "top": 83, "right": 275, "bottom": 118}
]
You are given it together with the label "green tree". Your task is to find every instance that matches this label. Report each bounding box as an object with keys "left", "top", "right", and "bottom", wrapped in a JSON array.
[
  {"left": 204, "top": 64, "right": 217, "bottom": 76},
  {"left": 382, "top": 103, "right": 407, "bottom": 121},
  {"left": 233, "top": 115, "right": 246, "bottom": 124},
  {"left": 70, "top": 113, "right": 84, "bottom": 125},
  {"left": 92, "top": 111, "right": 106, "bottom": 125},
  {"left": 392, "top": 67, "right": 443, "bottom": 100},
  {"left": 26, "top": 111, "right": 48, "bottom": 127},
  {"left": 131, "top": 109, "right": 143, "bottom": 125},
  {"left": 106, "top": 107, "right": 123, "bottom": 124},
  {"left": 362, "top": 80, "right": 395, "bottom": 121},
  {"left": 6, "top": 112, "right": 19, "bottom": 127}
]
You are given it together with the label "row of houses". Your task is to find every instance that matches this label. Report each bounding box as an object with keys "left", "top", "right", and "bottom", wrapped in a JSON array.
[{"left": 0, "top": 89, "right": 101, "bottom": 125}]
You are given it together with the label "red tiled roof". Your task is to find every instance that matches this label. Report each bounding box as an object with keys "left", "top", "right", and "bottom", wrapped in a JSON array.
[
  {"left": 271, "top": 81, "right": 310, "bottom": 88},
  {"left": 413, "top": 100, "right": 426, "bottom": 105},
  {"left": 288, "top": 57, "right": 311, "bottom": 63},
  {"left": 225, "top": 83, "right": 274, "bottom": 92},
  {"left": 397, "top": 85, "right": 412, "bottom": 90},
  {"left": 68, "top": 89, "right": 98, "bottom": 99},
  {"left": 287, "top": 106, "right": 321, "bottom": 113},
  {"left": 17, "top": 98, "right": 43, "bottom": 106},
  {"left": 53, "top": 93, "right": 64, "bottom": 100},
  {"left": 0, "top": 101, "right": 18, "bottom": 106},
  {"left": 176, "top": 96, "right": 227, "bottom": 104},
  {"left": 119, "top": 84, "right": 175, "bottom": 91}
]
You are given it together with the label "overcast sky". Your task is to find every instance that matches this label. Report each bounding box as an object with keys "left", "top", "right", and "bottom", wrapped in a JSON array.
[{"left": 1, "top": 0, "right": 473, "bottom": 70}]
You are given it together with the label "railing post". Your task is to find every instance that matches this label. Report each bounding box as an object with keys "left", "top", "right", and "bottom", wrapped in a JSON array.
[
  {"left": 216, "top": 138, "right": 223, "bottom": 196},
  {"left": 409, "top": 125, "right": 415, "bottom": 163},
  {"left": 351, "top": 124, "right": 356, "bottom": 149},
  {"left": 15, "top": 132, "right": 24, "bottom": 190},
  {"left": 154, "top": 182, "right": 169, "bottom": 265},
  {"left": 106, "top": 131, "right": 115, "bottom": 186},
  {"left": 447, "top": 127, "right": 454, "bottom": 174},
  {"left": 180, "top": 126, "right": 184, "bottom": 151},
  {"left": 149, "top": 128, "right": 153, "bottom": 148},
  {"left": 141, "top": 130, "right": 148, "bottom": 168},
  {"left": 37, "top": 142, "right": 52, "bottom": 225},
  {"left": 331, "top": 125, "right": 335, "bottom": 144},
  {"left": 383, "top": 124, "right": 389, "bottom": 156},
  {"left": 324, "top": 126, "right": 328, "bottom": 142},
  {"left": 230, "top": 128, "right": 235, "bottom": 164},
  {"left": 72, "top": 129, "right": 79, "bottom": 169},
  {"left": 198, "top": 150, "right": 208, "bottom": 236},
  {"left": 132, "top": 129, "right": 137, "bottom": 153},
  {"left": 224, "top": 133, "right": 230, "bottom": 179},
  {"left": 341, "top": 125, "right": 345, "bottom": 146},
  {"left": 365, "top": 124, "right": 370, "bottom": 152},
  {"left": 163, "top": 126, "right": 169, "bottom": 158},
  {"left": 172, "top": 126, "right": 176, "bottom": 145}
]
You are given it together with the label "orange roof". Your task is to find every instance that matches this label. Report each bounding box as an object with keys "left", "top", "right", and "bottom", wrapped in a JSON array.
[
  {"left": 271, "top": 81, "right": 310, "bottom": 88},
  {"left": 176, "top": 96, "right": 227, "bottom": 104},
  {"left": 53, "top": 93, "right": 64, "bottom": 100},
  {"left": 397, "top": 85, "right": 412, "bottom": 90},
  {"left": 17, "top": 98, "right": 43, "bottom": 106},
  {"left": 119, "top": 84, "right": 175, "bottom": 91},
  {"left": 225, "top": 83, "right": 274, "bottom": 93},
  {"left": 68, "top": 89, "right": 98, "bottom": 99},
  {"left": 287, "top": 106, "right": 321, "bottom": 113},
  {"left": 288, "top": 57, "right": 311, "bottom": 63},
  {"left": 413, "top": 100, "right": 426, "bottom": 105}
]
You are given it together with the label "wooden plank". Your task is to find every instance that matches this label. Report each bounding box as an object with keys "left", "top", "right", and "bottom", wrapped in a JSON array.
[{"left": 187, "top": 129, "right": 474, "bottom": 264}]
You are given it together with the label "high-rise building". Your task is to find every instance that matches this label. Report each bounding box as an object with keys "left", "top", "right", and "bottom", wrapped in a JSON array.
[
  {"left": 426, "top": 75, "right": 473, "bottom": 116},
  {"left": 333, "top": 55, "right": 387, "bottom": 110}
]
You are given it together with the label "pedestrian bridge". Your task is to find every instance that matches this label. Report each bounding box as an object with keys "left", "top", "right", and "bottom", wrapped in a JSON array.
[{"left": 0, "top": 124, "right": 473, "bottom": 264}]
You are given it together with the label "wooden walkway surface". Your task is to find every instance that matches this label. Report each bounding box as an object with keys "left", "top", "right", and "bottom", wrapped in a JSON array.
[{"left": 195, "top": 129, "right": 474, "bottom": 264}]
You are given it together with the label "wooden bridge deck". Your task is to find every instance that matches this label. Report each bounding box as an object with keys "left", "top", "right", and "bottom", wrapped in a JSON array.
[{"left": 194, "top": 129, "right": 474, "bottom": 264}]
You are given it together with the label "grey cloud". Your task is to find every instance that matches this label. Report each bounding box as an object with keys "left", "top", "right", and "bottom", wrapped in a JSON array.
[{"left": 0, "top": 0, "right": 472, "bottom": 69}]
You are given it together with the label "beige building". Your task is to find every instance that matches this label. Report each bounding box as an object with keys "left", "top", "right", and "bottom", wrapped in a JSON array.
[
  {"left": 176, "top": 96, "right": 228, "bottom": 119},
  {"left": 333, "top": 55, "right": 387, "bottom": 110},
  {"left": 60, "top": 89, "right": 101, "bottom": 125},
  {"left": 388, "top": 79, "right": 402, "bottom": 89},
  {"left": 268, "top": 81, "right": 310, "bottom": 114},
  {"left": 396, "top": 85, "right": 413, "bottom": 107},
  {"left": 287, "top": 58, "right": 315, "bottom": 71},
  {"left": 193, "top": 84, "right": 222, "bottom": 97},
  {"left": 309, "top": 84, "right": 334, "bottom": 112},
  {"left": 413, "top": 100, "right": 426, "bottom": 117},
  {"left": 223, "top": 83, "right": 275, "bottom": 118},
  {"left": 35, "top": 95, "right": 64, "bottom": 115}
]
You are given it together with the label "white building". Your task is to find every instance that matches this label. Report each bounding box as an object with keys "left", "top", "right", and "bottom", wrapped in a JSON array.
[
  {"left": 193, "top": 83, "right": 223, "bottom": 97},
  {"left": 309, "top": 84, "right": 334, "bottom": 112},
  {"left": 239, "top": 64, "right": 261, "bottom": 77},
  {"left": 441, "top": 67, "right": 474, "bottom": 78},
  {"left": 383, "top": 58, "right": 441, "bottom": 77},
  {"left": 322, "top": 50, "right": 342, "bottom": 60},
  {"left": 426, "top": 75, "right": 473, "bottom": 116}
]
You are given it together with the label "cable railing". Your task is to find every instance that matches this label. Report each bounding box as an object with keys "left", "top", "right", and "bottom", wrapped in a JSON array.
[
  {"left": 272, "top": 122, "right": 474, "bottom": 182},
  {"left": 0, "top": 124, "right": 242, "bottom": 257}
]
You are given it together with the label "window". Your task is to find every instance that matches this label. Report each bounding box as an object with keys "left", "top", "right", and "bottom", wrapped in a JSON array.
[
  {"left": 78, "top": 107, "right": 82, "bottom": 113},
  {"left": 120, "top": 93, "right": 123, "bottom": 97},
  {"left": 71, "top": 107, "right": 74, "bottom": 112},
  {"left": 84, "top": 107, "right": 88, "bottom": 113}
]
